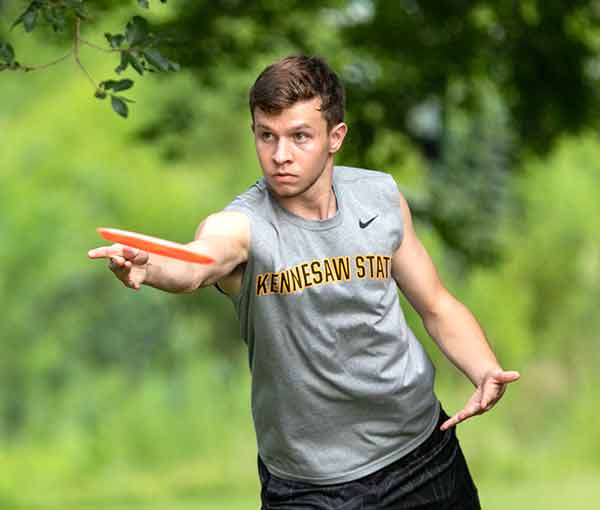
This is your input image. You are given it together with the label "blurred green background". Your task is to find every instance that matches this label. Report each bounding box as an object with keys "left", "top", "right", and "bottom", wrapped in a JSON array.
[{"left": 1, "top": 1, "right": 599, "bottom": 508}]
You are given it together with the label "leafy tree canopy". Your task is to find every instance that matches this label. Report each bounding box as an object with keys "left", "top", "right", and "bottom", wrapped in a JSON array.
[{"left": 3, "top": 0, "right": 599, "bottom": 264}]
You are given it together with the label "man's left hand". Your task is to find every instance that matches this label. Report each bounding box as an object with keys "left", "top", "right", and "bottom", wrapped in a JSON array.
[{"left": 440, "top": 369, "right": 520, "bottom": 431}]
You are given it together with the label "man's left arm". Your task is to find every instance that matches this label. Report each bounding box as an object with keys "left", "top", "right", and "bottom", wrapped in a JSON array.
[{"left": 391, "top": 192, "right": 520, "bottom": 430}]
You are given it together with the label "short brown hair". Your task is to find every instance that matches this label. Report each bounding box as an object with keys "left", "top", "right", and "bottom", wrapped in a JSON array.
[{"left": 249, "top": 55, "right": 345, "bottom": 131}]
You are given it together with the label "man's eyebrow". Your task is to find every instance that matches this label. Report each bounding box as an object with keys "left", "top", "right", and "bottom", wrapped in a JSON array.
[
  {"left": 289, "top": 123, "right": 315, "bottom": 131},
  {"left": 254, "top": 122, "right": 315, "bottom": 131}
]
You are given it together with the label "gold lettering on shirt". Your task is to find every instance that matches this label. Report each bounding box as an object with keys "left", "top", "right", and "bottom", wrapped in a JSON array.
[{"left": 255, "top": 255, "right": 393, "bottom": 296}]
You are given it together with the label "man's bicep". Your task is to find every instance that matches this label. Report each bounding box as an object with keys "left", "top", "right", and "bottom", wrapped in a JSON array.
[
  {"left": 188, "top": 211, "right": 250, "bottom": 287},
  {"left": 392, "top": 194, "right": 445, "bottom": 317}
]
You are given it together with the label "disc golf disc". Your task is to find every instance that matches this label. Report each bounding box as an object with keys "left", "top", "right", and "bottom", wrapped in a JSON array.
[{"left": 97, "top": 227, "right": 214, "bottom": 264}]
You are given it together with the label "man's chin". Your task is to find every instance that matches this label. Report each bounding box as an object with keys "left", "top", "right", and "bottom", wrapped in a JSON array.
[{"left": 266, "top": 181, "right": 300, "bottom": 199}]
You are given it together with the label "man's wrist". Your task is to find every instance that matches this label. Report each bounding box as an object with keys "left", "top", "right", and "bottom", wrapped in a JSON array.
[
  {"left": 141, "top": 259, "right": 154, "bottom": 287},
  {"left": 473, "top": 364, "right": 503, "bottom": 386}
]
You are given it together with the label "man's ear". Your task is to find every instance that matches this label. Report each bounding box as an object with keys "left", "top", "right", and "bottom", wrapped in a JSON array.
[{"left": 328, "top": 122, "right": 348, "bottom": 154}]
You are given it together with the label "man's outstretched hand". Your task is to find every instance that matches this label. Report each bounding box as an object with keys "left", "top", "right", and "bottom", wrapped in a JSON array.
[
  {"left": 88, "top": 244, "right": 150, "bottom": 290},
  {"left": 440, "top": 368, "right": 520, "bottom": 431}
]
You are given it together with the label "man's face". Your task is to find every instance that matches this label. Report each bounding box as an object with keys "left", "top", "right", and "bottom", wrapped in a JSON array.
[{"left": 252, "top": 98, "right": 346, "bottom": 200}]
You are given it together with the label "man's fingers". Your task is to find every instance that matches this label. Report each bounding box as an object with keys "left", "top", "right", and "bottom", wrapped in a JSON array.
[
  {"left": 88, "top": 244, "right": 125, "bottom": 259},
  {"left": 440, "top": 410, "right": 471, "bottom": 431},
  {"left": 440, "top": 414, "right": 460, "bottom": 431},
  {"left": 441, "top": 371, "right": 521, "bottom": 431},
  {"left": 440, "top": 407, "right": 473, "bottom": 431},
  {"left": 88, "top": 244, "right": 148, "bottom": 264},
  {"left": 121, "top": 245, "right": 148, "bottom": 264},
  {"left": 481, "top": 370, "right": 519, "bottom": 408},
  {"left": 481, "top": 381, "right": 501, "bottom": 409},
  {"left": 440, "top": 397, "right": 487, "bottom": 431},
  {"left": 111, "top": 255, "right": 126, "bottom": 266}
]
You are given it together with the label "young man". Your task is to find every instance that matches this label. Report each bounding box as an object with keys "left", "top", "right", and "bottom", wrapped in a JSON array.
[{"left": 89, "top": 55, "right": 519, "bottom": 509}]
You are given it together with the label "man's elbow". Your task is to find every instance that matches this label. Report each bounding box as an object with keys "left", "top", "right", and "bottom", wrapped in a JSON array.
[{"left": 420, "top": 288, "right": 456, "bottom": 326}]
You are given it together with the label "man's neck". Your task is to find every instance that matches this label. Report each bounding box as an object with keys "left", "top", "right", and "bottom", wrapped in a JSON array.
[{"left": 276, "top": 163, "right": 337, "bottom": 221}]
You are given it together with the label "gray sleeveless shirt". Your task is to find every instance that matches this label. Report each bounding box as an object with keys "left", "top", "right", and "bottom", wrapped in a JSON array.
[{"left": 223, "top": 166, "right": 439, "bottom": 484}]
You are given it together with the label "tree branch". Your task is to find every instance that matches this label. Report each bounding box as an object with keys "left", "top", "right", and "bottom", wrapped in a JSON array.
[
  {"left": 19, "top": 50, "right": 73, "bottom": 72},
  {"left": 80, "top": 38, "right": 120, "bottom": 53},
  {"left": 73, "top": 16, "right": 97, "bottom": 89}
]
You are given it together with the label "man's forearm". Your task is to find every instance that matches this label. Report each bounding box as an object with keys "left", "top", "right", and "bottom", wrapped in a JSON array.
[
  {"left": 143, "top": 253, "right": 203, "bottom": 293},
  {"left": 422, "top": 292, "right": 501, "bottom": 386}
]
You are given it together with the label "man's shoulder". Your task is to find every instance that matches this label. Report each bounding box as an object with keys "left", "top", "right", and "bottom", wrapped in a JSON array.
[
  {"left": 223, "top": 178, "right": 270, "bottom": 217},
  {"left": 334, "top": 166, "right": 399, "bottom": 202},
  {"left": 334, "top": 165, "right": 396, "bottom": 187}
]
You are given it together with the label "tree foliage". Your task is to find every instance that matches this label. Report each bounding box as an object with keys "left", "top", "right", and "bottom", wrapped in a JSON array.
[
  {"left": 3, "top": 1, "right": 600, "bottom": 148},
  {"left": 0, "top": 0, "right": 178, "bottom": 117},
  {"left": 3, "top": 0, "right": 600, "bottom": 261}
]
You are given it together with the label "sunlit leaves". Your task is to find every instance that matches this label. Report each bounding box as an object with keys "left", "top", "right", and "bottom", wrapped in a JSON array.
[
  {"left": 142, "top": 48, "right": 180, "bottom": 72},
  {"left": 138, "top": 0, "right": 169, "bottom": 7},
  {"left": 0, "top": 41, "right": 15, "bottom": 64},
  {"left": 110, "top": 15, "right": 180, "bottom": 85},
  {"left": 63, "top": 0, "right": 86, "bottom": 19},
  {"left": 128, "top": 52, "right": 146, "bottom": 75},
  {"left": 101, "top": 79, "right": 135, "bottom": 92},
  {"left": 115, "top": 50, "right": 144, "bottom": 76},
  {"left": 42, "top": 4, "right": 67, "bottom": 32},
  {"left": 11, "top": 1, "right": 42, "bottom": 32},
  {"left": 95, "top": 80, "right": 136, "bottom": 118},
  {"left": 126, "top": 16, "right": 150, "bottom": 46},
  {"left": 111, "top": 96, "right": 129, "bottom": 118},
  {"left": 3, "top": 0, "right": 176, "bottom": 118},
  {"left": 105, "top": 33, "right": 126, "bottom": 49},
  {"left": 11, "top": 0, "right": 86, "bottom": 33},
  {"left": 0, "top": 41, "right": 19, "bottom": 71}
]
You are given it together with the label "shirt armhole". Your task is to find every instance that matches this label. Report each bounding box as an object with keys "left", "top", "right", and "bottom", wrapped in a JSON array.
[{"left": 214, "top": 282, "right": 227, "bottom": 295}]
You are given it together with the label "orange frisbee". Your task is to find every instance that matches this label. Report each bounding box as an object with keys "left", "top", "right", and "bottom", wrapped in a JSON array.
[{"left": 97, "top": 227, "right": 214, "bottom": 264}]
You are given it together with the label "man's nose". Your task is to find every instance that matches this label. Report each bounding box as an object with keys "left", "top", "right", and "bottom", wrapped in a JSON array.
[{"left": 273, "top": 138, "right": 292, "bottom": 165}]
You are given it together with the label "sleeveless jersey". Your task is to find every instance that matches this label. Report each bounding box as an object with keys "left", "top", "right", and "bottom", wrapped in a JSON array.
[{"left": 223, "top": 166, "right": 439, "bottom": 485}]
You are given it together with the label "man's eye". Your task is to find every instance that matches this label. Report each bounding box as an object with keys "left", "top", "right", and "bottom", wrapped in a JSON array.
[
  {"left": 261, "top": 132, "right": 273, "bottom": 141},
  {"left": 294, "top": 132, "right": 308, "bottom": 142}
]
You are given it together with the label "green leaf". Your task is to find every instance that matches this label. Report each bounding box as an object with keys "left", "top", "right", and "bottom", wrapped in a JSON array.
[
  {"left": 138, "top": 0, "right": 150, "bottom": 8},
  {"left": 126, "top": 16, "right": 149, "bottom": 46},
  {"left": 64, "top": 0, "right": 85, "bottom": 17},
  {"left": 47, "top": 6, "right": 66, "bottom": 32},
  {"left": 23, "top": 7, "right": 38, "bottom": 32},
  {"left": 113, "top": 79, "right": 134, "bottom": 92},
  {"left": 105, "top": 33, "right": 125, "bottom": 49},
  {"left": 10, "top": 10, "right": 26, "bottom": 30},
  {"left": 111, "top": 96, "right": 129, "bottom": 118},
  {"left": 115, "top": 51, "right": 130, "bottom": 74},
  {"left": 74, "top": 5, "right": 87, "bottom": 19},
  {"left": 102, "top": 79, "right": 134, "bottom": 92},
  {"left": 100, "top": 79, "right": 117, "bottom": 90},
  {"left": 142, "top": 48, "right": 170, "bottom": 71},
  {"left": 0, "top": 42, "right": 15, "bottom": 65},
  {"left": 129, "top": 52, "right": 145, "bottom": 75}
]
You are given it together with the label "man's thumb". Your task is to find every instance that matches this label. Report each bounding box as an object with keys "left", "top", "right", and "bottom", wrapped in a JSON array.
[{"left": 498, "top": 370, "right": 520, "bottom": 383}]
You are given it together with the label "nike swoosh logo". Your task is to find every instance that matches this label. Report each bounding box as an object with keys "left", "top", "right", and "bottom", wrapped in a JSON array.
[{"left": 359, "top": 215, "right": 378, "bottom": 229}]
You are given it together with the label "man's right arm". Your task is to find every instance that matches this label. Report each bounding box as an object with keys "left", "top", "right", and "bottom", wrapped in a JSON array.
[{"left": 88, "top": 211, "right": 250, "bottom": 294}]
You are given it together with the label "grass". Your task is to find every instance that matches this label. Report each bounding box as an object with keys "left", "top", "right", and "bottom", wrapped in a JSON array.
[
  {"left": 11, "top": 472, "right": 593, "bottom": 510},
  {"left": 479, "top": 474, "right": 600, "bottom": 510}
]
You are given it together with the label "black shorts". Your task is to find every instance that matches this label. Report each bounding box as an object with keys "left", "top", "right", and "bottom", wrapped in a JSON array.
[{"left": 258, "top": 408, "right": 481, "bottom": 509}]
